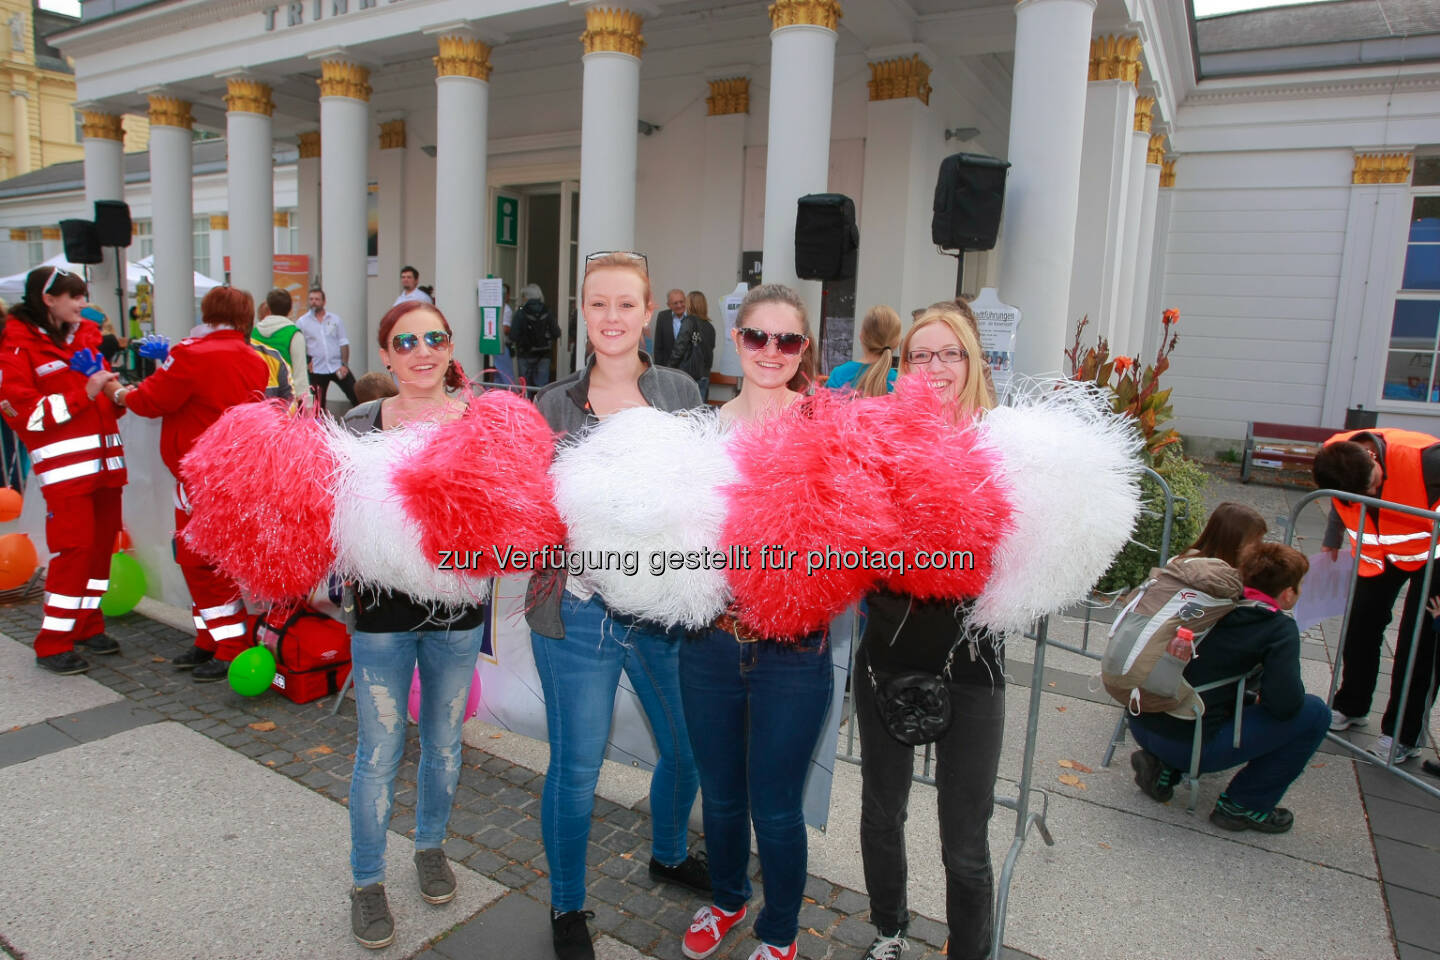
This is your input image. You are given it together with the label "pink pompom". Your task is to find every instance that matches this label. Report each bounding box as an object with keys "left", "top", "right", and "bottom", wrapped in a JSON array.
[
  {"left": 393, "top": 390, "right": 566, "bottom": 578},
  {"left": 855, "top": 377, "right": 1014, "bottom": 601},
  {"left": 180, "top": 400, "right": 338, "bottom": 603},
  {"left": 407, "top": 666, "right": 483, "bottom": 723},
  {"left": 722, "top": 390, "right": 901, "bottom": 640}
]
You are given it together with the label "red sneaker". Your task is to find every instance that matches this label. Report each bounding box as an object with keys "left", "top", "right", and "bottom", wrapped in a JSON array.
[
  {"left": 748, "top": 942, "right": 797, "bottom": 960},
  {"left": 682, "top": 904, "right": 746, "bottom": 960}
]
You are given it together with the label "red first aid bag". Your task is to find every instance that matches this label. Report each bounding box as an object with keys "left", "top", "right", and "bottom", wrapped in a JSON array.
[{"left": 251, "top": 606, "right": 352, "bottom": 704}]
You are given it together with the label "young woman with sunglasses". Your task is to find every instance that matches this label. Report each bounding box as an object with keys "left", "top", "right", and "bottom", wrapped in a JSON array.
[
  {"left": 0, "top": 266, "right": 127, "bottom": 675},
  {"left": 677, "top": 283, "right": 829, "bottom": 960},
  {"left": 526, "top": 251, "right": 708, "bottom": 960},
  {"left": 853, "top": 301, "right": 1001, "bottom": 960},
  {"left": 341, "top": 300, "right": 483, "bottom": 950}
]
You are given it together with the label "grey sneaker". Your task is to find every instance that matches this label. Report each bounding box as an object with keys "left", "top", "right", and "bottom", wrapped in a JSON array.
[
  {"left": 414, "top": 848, "right": 457, "bottom": 904},
  {"left": 864, "top": 932, "right": 909, "bottom": 959},
  {"left": 350, "top": 883, "right": 395, "bottom": 949}
]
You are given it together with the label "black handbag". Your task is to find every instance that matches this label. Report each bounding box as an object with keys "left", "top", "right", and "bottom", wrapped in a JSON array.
[{"left": 870, "top": 669, "right": 953, "bottom": 746}]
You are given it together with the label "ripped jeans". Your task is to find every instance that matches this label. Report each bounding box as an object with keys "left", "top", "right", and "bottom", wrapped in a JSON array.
[{"left": 349, "top": 626, "right": 484, "bottom": 887}]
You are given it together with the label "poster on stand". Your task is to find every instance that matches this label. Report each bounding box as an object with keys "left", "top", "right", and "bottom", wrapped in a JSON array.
[{"left": 969, "top": 287, "right": 1020, "bottom": 401}]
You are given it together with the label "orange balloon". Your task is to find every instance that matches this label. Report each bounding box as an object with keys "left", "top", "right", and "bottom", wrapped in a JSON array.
[
  {"left": 114, "top": 528, "right": 133, "bottom": 552},
  {"left": 0, "top": 533, "right": 38, "bottom": 590},
  {"left": 0, "top": 488, "right": 21, "bottom": 523}
]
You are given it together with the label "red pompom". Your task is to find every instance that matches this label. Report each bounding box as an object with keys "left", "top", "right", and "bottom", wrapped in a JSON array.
[
  {"left": 180, "top": 400, "right": 338, "bottom": 603},
  {"left": 393, "top": 389, "right": 566, "bottom": 577},
  {"left": 721, "top": 390, "right": 902, "bottom": 640},
  {"left": 855, "top": 376, "right": 1013, "bottom": 601}
]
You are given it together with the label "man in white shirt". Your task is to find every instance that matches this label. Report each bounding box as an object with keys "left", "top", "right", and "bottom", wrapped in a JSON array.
[
  {"left": 297, "top": 288, "right": 358, "bottom": 408},
  {"left": 393, "top": 265, "right": 434, "bottom": 306}
]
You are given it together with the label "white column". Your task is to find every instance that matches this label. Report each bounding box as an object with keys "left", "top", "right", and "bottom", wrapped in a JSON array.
[
  {"left": 208, "top": 215, "right": 229, "bottom": 286},
  {"left": 224, "top": 79, "right": 274, "bottom": 304},
  {"left": 433, "top": 36, "right": 492, "bottom": 380},
  {"left": 999, "top": 0, "right": 1098, "bottom": 378},
  {"left": 699, "top": 77, "right": 748, "bottom": 329},
  {"left": 317, "top": 59, "right": 372, "bottom": 370},
  {"left": 1126, "top": 135, "right": 1164, "bottom": 359},
  {"left": 147, "top": 96, "right": 194, "bottom": 339},
  {"left": 761, "top": 0, "right": 840, "bottom": 325},
  {"left": 377, "top": 119, "right": 408, "bottom": 338},
  {"left": 80, "top": 109, "right": 126, "bottom": 325},
  {"left": 1111, "top": 122, "right": 1150, "bottom": 358},
  {"left": 10, "top": 92, "right": 30, "bottom": 175},
  {"left": 576, "top": 8, "right": 644, "bottom": 368},
  {"left": 1139, "top": 161, "right": 1174, "bottom": 369},
  {"left": 296, "top": 131, "right": 321, "bottom": 277}
]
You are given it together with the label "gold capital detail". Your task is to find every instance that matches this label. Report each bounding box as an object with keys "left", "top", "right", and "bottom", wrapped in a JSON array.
[
  {"left": 1089, "top": 35, "right": 1142, "bottom": 87},
  {"left": 1352, "top": 152, "right": 1412, "bottom": 185},
  {"left": 81, "top": 111, "right": 124, "bottom": 142},
  {"left": 435, "top": 35, "right": 492, "bottom": 80},
  {"left": 769, "top": 0, "right": 842, "bottom": 31},
  {"left": 318, "top": 60, "right": 371, "bottom": 102},
  {"left": 1160, "top": 159, "right": 1176, "bottom": 188},
  {"left": 581, "top": 8, "right": 645, "bottom": 58},
  {"left": 1133, "top": 96, "right": 1154, "bottom": 133},
  {"left": 274, "top": 212, "right": 291, "bottom": 228},
  {"left": 379, "top": 120, "right": 406, "bottom": 150},
  {"left": 8, "top": 228, "right": 26, "bottom": 242},
  {"left": 298, "top": 131, "right": 321, "bottom": 159},
  {"left": 225, "top": 79, "right": 274, "bottom": 117},
  {"left": 210, "top": 215, "right": 229, "bottom": 230},
  {"left": 41, "top": 227, "right": 60, "bottom": 240},
  {"left": 1147, "top": 134, "right": 1166, "bottom": 165},
  {"left": 147, "top": 95, "right": 193, "bottom": 130},
  {"left": 706, "top": 77, "right": 749, "bottom": 116},
  {"left": 868, "top": 55, "right": 931, "bottom": 106}
]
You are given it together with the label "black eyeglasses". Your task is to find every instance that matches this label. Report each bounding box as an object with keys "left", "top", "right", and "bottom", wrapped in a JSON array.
[
  {"left": 737, "top": 327, "right": 809, "bottom": 355},
  {"left": 584, "top": 251, "right": 648, "bottom": 271},
  {"left": 906, "top": 347, "right": 968, "bottom": 366},
  {"left": 42, "top": 267, "right": 74, "bottom": 296},
  {"left": 390, "top": 330, "right": 451, "bottom": 354}
]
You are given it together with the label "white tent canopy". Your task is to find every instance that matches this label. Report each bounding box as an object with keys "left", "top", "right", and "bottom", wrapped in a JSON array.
[{"left": 0, "top": 253, "right": 222, "bottom": 305}]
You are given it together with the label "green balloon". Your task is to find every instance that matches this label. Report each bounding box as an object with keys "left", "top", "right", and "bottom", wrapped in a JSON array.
[
  {"left": 228, "top": 646, "right": 277, "bottom": 697},
  {"left": 99, "top": 552, "right": 146, "bottom": 616}
]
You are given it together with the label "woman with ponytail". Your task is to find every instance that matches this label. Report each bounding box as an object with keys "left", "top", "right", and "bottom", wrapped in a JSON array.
[
  {"left": 0, "top": 265, "right": 127, "bottom": 675},
  {"left": 826, "top": 305, "right": 900, "bottom": 397}
]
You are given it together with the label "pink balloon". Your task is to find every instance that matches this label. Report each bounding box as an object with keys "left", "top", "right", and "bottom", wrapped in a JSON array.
[
  {"left": 407, "top": 666, "right": 422, "bottom": 723},
  {"left": 406, "top": 665, "right": 483, "bottom": 724}
]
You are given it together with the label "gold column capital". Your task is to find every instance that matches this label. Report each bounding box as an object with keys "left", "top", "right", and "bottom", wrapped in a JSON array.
[
  {"left": 8, "top": 228, "right": 27, "bottom": 242},
  {"left": 379, "top": 119, "right": 406, "bottom": 150},
  {"left": 1352, "top": 151, "right": 1412, "bottom": 184},
  {"left": 210, "top": 214, "right": 229, "bottom": 230},
  {"left": 1089, "top": 35, "right": 1143, "bottom": 87},
  {"left": 81, "top": 110, "right": 125, "bottom": 142},
  {"left": 224, "top": 78, "right": 274, "bottom": 116},
  {"left": 1160, "top": 159, "right": 1176, "bottom": 188},
  {"left": 706, "top": 77, "right": 749, "bottom": 116},
  {"left": 298, "top": 131, "right": 321, "bottom": 159},
  {"left": 147, "top": 95, "right": 193, "bottom": 130},
  {"left": 581, "top": 8, "right": 645, "bottom": 58},
  {"left": 41, "top": 226, "right": 60, "bottom": 240},
  {"left": 769, "top": 0, "right": 842, "bottom": 31},
  {"left": 1147, "top": 133, "right": 1166, "bottom": 165},
  {"left": 867, "top": 55, "right": 932, "bottom": 106},
  {"left": 274, "top": 212, "right": 290, "bottom": 228},
  {"left": 318, "top": 60, "right": 371, "bottom": 101},
  {"left": 1133, "top": 96, "right": 1155, "bottom": 133},
  {"left": 434, "top": 35, "right": 493, "bottom": 80}
]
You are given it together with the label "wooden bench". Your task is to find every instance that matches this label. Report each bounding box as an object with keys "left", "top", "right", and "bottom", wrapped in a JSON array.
[{"left": 1240, "top": 421, "right": 1341, "bottom": 483}]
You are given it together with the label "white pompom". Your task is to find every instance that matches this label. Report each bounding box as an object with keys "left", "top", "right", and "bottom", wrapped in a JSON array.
[
  {"left": 328, "top": 421, "right": 490, "bottom": 608},
  {"left": 551, "top": 407, "right": 732, "bottom": 628},
  {"left": 972, "top": 380, "right": 1144, "bottom": 636}
]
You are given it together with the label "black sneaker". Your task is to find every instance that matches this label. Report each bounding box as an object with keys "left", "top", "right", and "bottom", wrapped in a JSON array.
[
  {"left": 650, "top": 851, "right": 712, "bottom": 894},
  {"left": 1209, "top": 794, "right": 1294, "bottom": 834},
  {"left": 172, "top": 646, "right": 215, "bottom": 670},
  {"left": 551, "top": 908, "right": 595, "bottom": 960},
  {"left": 1130, "top": 750, "right": 1180, "bottom": 803},
  {"left": 36, "top": 651, "right": 90, "bottom": 675},
  {"left": 414, "top": 848, "right": 456, "bottom": 904},
  {"left": 350, "top": 883, "right": 395, "bottom": 949},
  {"left": 76, "top": 633, "right": 120, "bottom": 655},
  {"left": 192, "top": 658, "right": 229, "bottom": 683}
]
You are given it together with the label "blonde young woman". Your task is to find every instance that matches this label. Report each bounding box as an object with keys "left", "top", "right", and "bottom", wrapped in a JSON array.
[
  {"left": 826, "top": 305, "right": 901, "bottom": 397},
  {"left": 854, "top": 300, "right": 1001, "bottom": 960},
  {"left": 678, "top": 284, "right": 830, "bottom": 960}
]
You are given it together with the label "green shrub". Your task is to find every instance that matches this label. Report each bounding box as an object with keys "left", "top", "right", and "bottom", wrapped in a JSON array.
[
  {"left": 1096, "top": 447, "right": 1210, "bottom": 594},
  {"left": 1216, "top": 447, "right": 1240, "bottom": 464}
]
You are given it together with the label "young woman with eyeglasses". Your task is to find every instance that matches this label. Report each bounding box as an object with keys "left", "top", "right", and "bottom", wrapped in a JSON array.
[
  {"left": 341, "top": 300, "right": 483, "bottom": 950},
  {"left": 853, "top": 300, "right": 1002, "bottom": 960},
  {"left": 0, "top": 266, "right": 127, "bottom": 675},
  {"left": 526, "top": 251, "right": 709, "bottom": 960},
  {"left": 676, "top": 283, "right": 828, "bottom": 960}
]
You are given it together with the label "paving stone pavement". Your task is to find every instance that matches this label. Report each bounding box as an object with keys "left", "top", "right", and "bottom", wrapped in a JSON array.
[{"left": 0, "top": 601, "right": 1036, "bottom": 960}]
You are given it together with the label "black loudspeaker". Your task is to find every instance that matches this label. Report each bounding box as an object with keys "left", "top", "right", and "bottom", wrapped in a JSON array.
[
  {"left": 59, "top": 219, "right": 103, "bottom": 264},
  {"left": 93, "top": 200, "right": 132, "bottom": 247},
  {"left": 931, "top": 153, "right": 1010, "bottom": 251},
  {"left": 795, "top": 193, "right": 859, "bottom": 281}
]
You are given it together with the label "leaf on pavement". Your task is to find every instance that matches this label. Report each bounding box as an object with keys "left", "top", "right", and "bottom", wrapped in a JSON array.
[
  {"left": 1058, "top": 773, "right": 1087, "bottom": 790},
  {"left": 247, "top": 720, "right": 277, "bottom": 732},
  {"left": 305, "top": 744, "right": 333, "bottom": 757},
  {"left": 1059, "top": 759, "right": 1094, "bottom": 773}
]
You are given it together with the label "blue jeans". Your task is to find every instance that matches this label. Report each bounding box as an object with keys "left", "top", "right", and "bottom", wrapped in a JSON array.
[
  {"left": 531, "top": 594, "right": 699, "bottom": 912},
  {"left": 679, "top": 629, "right": 834, "bottom": 947},
  {"left": 349, "top": 625, "right": 484, "bottom": 887},
  {"left": 519, "top": 355, "right": 551, "bottom": 389},
  {"left": 1129, "top": 694, "right": 1331, "bottom": 812}
]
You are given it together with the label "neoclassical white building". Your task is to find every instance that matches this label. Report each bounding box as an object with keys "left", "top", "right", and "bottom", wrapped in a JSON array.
[{"left": 0, "top": 0, "right": 1436, "bottom": 444}]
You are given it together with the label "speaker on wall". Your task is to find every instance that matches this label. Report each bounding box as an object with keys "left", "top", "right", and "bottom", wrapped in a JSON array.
[
  {"left": 794, "top": 193, "right": 859, "bottom": 281},
  {"left": 93, "top": 200, "right": 132, "bottom": 248},
  {"left": 59, "top": 219, "right": 103, "bottom": 264},
  {"left": 931, "top": 153, "right": 1010, "bottom": 251}
]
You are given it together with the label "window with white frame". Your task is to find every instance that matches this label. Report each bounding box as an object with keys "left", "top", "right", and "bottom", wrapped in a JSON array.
[
  {"left": 273, "top": 211, "right": 299, "bottom": 255},
  {"left": 193, "top": 215, "right": 209, "bottom": 269},
  {"left": 25, "top": 228, "right": 43, "bottom": 265},
  {"left": 1383, "top": 156, "right": 1440, "bottom": 404},
  {"left": 131, "top": 219, "right": 153, "bottom": 260}
]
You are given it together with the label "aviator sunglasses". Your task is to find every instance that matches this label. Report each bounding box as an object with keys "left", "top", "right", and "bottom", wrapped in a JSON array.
[
  {"left": 42, "top": 267, "right": 75, "bottom": 296},
  {"left": 736, "top": 326, "right": 808, "bottom": 356},
  {"left": 390, "top": 329, "right": 452, "bottom": 354}
]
